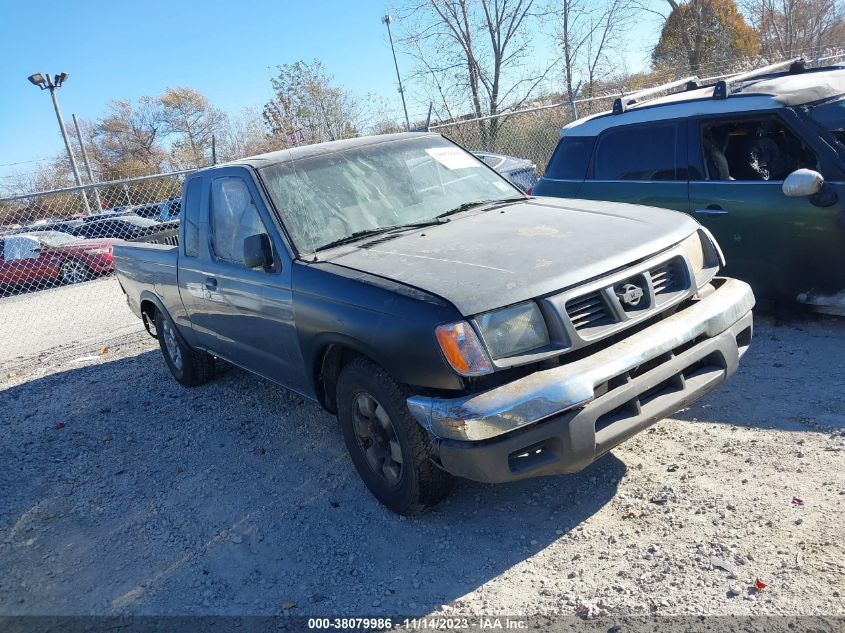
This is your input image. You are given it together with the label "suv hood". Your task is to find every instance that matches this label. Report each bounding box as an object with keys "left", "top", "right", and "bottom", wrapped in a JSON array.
[{"left": 327, "top": 197, "right": 700, "bottom": 316}]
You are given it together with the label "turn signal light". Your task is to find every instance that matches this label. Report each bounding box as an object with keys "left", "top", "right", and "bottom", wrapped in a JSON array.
[{"left": 435, "top": 321, "right": 493, "bottom": 376}]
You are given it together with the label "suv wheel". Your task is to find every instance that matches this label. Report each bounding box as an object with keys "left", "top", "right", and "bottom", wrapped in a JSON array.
[
  {"left": 155, "top": 310, "right": 215, "bottom": 387},
  {"left": 336, "top": 358, "right": 454, "bottom": 515}
]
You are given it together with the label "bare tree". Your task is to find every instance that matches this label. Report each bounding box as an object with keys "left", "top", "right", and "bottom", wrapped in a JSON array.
[
  {"left": 743, "top": 0, "right": 845, "bottom": 58},
  {"left": 217, "top": 107, "right": 282, "bottom": 162},
  {"left": 262, "top": 59, "right": 361, "bottom": 145},
  {"left": 94, "top": 97, "right": 168, "bottom": 178},
  {"left": 361, "top": 93, "right": 407, "bottom": 135},
  {"left": 396, "top": 0, "right": 556, "bottom": 149},
  {"left": 160, "top": 87, "right": 227, "bottom": 169},
  {"left": 558, "top": 0, "right": 637, "bottom": 116}
]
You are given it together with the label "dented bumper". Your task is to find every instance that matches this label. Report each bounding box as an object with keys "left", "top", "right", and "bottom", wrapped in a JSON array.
[{"left": 407, "top": 277, "right": 755, "bottom": 482}]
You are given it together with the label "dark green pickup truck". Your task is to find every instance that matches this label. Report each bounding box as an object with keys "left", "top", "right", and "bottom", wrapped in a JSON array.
[{"left": 534, "top": 61, "right": 845, "bottom": 315}]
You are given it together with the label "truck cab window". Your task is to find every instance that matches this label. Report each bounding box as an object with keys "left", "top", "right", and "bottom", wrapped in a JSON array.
[
  {"left": 700, "top": 118, "right": 817, "bottom": 181},
  {"left": 183, "top": 179, "right": 201, "bottom": 257},
  {"left": 210, "top": 177, "right": 269, "bottom": 267}
]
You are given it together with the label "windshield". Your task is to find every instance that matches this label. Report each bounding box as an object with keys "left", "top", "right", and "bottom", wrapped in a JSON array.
[
  {"left": 808, "top": 97, "right": 845, "bottom": 146},
  {"left": 32, "top": 231, "right": 79, "bottom": 247},
  {"left": 258, "top": 136, "right": 522, "bottom": 253}
]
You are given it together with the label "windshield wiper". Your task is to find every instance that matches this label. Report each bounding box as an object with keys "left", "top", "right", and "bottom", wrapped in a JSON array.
[
  {"left": 436, "top": 196, "right": 525, "bottom": 219},
  {"left": 316, "top": 227, "right": 397, "bottom": 251},
  {"left": 315, "top": 218, "right": 450, "bottom": 251}
]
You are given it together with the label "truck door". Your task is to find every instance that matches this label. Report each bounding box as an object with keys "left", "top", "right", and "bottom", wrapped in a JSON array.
[
  {"left": 178, "top": 167, "right": 308, "bottom": 392},
  {"left": 687, "top": 112, "right": 845, "bottom": 301},
  {"left": 576, "top": 119, "right": 689, "bottom": 212}
]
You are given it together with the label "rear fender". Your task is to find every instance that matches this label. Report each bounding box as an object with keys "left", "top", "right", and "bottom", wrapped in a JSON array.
[{"left": 138, "top": 290, "right": 200, "bottom": 347}]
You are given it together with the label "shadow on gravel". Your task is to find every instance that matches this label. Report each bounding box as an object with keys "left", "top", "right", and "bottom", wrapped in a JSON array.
[
  {"left": 0, "top": 350, "right": 625, "bottom": 617},
  {"left": 671, "top": 316, "right": 845, "bottom": 432}
]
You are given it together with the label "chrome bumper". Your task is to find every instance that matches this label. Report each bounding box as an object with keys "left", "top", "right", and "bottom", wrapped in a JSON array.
[{"left": 407, "top": 277, "right": 755, "bottom": 442}]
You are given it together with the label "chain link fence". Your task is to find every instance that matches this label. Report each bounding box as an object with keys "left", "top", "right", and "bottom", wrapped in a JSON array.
[
  {"left": 0, "top": 171, "right": 192, "bottom": 368},
  {"left": 431, "top": 49, "right": 845, "bottom": 179},
  {"left": 4, "top": 49, "right": 845, "bottom": 368}
]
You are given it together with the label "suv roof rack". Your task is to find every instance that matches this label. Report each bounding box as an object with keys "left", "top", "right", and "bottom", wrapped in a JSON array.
[
  {"left": 612, "top": 76, "right": 700, "bottom": 114},
  {"left": 712, "top": 57, "right": 804, "bottom": 99}
]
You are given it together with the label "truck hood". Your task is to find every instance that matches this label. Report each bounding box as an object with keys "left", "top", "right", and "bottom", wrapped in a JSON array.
[{"left": 327, "top": 197, "right": 700, "bottom": 316}]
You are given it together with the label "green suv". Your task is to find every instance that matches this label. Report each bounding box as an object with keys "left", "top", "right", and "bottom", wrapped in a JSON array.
[{"left": 534, "top": 61, "right": 845, "bottom": 314}]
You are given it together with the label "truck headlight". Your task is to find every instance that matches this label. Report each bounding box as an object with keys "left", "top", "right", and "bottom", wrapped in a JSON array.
[
  {"left": 474, "top": 301, "right": 549, "bottom": 359},
  {"left": 680, "top": 230, "right": 721, "bottom": 289}
]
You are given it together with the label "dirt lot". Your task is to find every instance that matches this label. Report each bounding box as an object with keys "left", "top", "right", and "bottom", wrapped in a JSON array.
[
  {"left": 0, "top": 277, "right": 141, "bottom": 368},
  {"left": 0, "top": 315, "right": 843, "bottom": 618}
]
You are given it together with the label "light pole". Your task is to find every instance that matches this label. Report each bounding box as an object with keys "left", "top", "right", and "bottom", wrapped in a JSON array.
[
  {"left": 27, "top": 72, "right": 91, "bottom": 213},
  {"left": 381, "top": 15, "right": 411, "bottom": 132}
]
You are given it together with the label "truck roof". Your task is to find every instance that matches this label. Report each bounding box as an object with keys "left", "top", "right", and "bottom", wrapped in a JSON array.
[
  {"left": 218, "top": 132, "right": 438, "bottom": 170},
  {"left": 565, "top": 66, "right": 845, "bottom": 136}
]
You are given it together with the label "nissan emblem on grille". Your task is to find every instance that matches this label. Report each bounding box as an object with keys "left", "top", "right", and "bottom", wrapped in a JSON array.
[{"left": 618, "top": 283, "right": 645, "bottom": 307}]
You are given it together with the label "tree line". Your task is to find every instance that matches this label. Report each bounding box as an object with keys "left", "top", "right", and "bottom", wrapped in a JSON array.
[{"left": 4, "top": 0, "right": 844, "bottom": 198}]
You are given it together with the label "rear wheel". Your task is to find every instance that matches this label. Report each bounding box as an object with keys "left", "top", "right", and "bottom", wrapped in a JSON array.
[
  {"left": 336, "top": 358, "right": 453, "bottom": 515},
  {"left": 155, "top": 309, "right": 215, "bottom": 387},
  {"left": 59, "top": 259, "right": 93, "bottom": 284}
]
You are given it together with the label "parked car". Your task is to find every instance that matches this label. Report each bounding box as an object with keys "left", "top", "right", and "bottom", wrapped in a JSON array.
[
  {"left": 129, "top": 198, "right": 181, "bottom": 223},
  {"left": 0, "top": 231, "right": 117, "bottom": 291},
  {"left": 22, "top": 218, "right": 84, "bottom": 234},
  {"left": 474, "top": 151, "right": 538, "bottom": 192},
  {"left": 533, "top": 61, "right": 845, "bottom": 314},
  {"left": 114, "top": 133, "right": 754, "bottom": 514},
  {"left": 68, "top": 216, "right": 161, "bottom": 240}
]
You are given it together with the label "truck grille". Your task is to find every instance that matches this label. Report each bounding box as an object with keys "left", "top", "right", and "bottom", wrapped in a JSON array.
[
  {"left": 547, "top": 253, "right": 694, "bottom": 344},
  {"left": 650, "top": 259, "right": 681, "bottom": 295},
  {"left": 566, "top": 292, "right": 612, "bottom": 331}
]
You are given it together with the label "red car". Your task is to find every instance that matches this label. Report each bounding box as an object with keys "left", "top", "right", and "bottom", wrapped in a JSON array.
[{"left": 0, "top": 231, "right": 118, "bottom": 292}]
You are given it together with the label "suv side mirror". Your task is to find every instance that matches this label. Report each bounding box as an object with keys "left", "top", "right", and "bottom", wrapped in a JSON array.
[
  {"left": 243, "top": 233, "right": 273, "bottom": 270},
  {"left": 783, "top": 169, "right": 823, "bottom": 197}
]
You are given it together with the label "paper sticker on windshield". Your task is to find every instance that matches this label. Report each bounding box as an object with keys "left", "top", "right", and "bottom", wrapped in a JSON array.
[
  {"left": 493, "top": 181, "right": 511, "bottom": 191},
  {"left": 425, "top": 147, "right": 478, "bottom": 169}
]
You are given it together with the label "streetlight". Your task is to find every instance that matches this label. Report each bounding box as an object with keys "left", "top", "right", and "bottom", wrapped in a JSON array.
[
  {"left": 381, "top": 15, "right": 411, "bottom": 132},
  {"left": 27, "top": 72, "right": 91, "bottom": 213}
]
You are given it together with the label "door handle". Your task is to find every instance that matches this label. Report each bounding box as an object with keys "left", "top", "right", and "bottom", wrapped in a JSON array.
[
  {"left": 204, "top": 277, "right": 217, "bottom": 290},
  {"left": 694, "top": 205, "right": 729, "bottom": 216}
]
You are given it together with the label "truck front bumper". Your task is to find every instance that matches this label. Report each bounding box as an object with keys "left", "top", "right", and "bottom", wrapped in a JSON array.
[{"left": 406, "top": 277, "right": 754, "bottom": 483}]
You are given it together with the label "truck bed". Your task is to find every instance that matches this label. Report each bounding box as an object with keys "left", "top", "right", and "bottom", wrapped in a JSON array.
[{"left": 114, "top": 242, "right": 185, "bottom": 327}]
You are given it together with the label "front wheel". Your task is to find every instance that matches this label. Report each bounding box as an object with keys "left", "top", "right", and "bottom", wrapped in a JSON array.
[
  {"left": 155, "top": 309, "right": 215, "bottom": 387},
  {"left": 336, "top": 358, "right": 454, "bottom": 515}
]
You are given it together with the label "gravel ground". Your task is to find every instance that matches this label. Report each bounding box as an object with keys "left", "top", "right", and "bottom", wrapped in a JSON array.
[
  {"left": 0, "top": 315, "right": 844, "bottom": 618},
  {"left": 0, "top": 277, "right": 141, "bottom": 368}
]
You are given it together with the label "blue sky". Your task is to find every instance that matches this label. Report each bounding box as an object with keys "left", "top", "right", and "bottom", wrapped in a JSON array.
[{"left": 0, "top": 0, "right": 663, "bottom": 184}]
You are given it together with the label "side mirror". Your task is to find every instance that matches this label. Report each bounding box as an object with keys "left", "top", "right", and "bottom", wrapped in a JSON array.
[
  {"left": 783, "top": 169, "right": 823, "bottom": 197},
  {"left": 243, "top": 233, "right": 273, "bottom": 270}
]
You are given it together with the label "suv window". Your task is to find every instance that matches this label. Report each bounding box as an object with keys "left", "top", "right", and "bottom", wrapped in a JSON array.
[
  {"left": 183, "top": 180, "right": 201, "bottom": 257},
  {"left": 593, "top": 123, "right": 681, "bottom": 180},
  {"left": 700, "top": 116, "right": 817, "bottom": 181},
  {"left": 209, "top": 176, "right": 268, "bottom": 267},
  {"left": 545, "top": 136, "right": 595, "bottom": 180}
]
